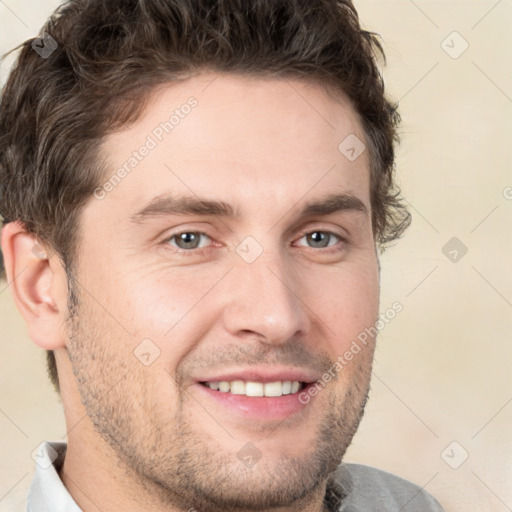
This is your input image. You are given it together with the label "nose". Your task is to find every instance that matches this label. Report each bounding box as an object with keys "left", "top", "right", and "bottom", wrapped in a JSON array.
[{"left": 222, "top": 255, "right": 311, "bottom": 346}]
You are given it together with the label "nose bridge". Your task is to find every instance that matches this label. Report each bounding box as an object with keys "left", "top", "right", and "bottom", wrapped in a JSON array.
[{"left": 222, "top": 247, "right": 309, "bottom": 344}]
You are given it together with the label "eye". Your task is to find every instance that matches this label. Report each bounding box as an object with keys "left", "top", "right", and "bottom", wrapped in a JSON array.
[
  {"left": 296, "top": 231, "right": 342, "bottom": 249},
  {"left": 166, "top": 232, "right": 212, "bottom": 250}
]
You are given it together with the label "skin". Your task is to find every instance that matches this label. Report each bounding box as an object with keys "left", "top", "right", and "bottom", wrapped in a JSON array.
[{"left": 2, "top": 73, "right": 380, "bottom": 512}]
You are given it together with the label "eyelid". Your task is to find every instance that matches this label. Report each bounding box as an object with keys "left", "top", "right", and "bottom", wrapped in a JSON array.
[
  {"left": 168, "top": 232, "right": 211, "bottom": 248},
  {"left": 162, "top": 230, "right": 218, "bottom": 251},
  {"left": 157, "top": 223, "right": 216, "bottom": 243},
  {"left": 295, "top": 231, "right": 340, "bottom": 245},
  {"left": 158, "top": 224, "right": 348, "bottom": 257},
  {"left": 292, "top": 227, "right": 349, "bottom": 254},
  {"left": 294, "top": 224, "right": 348, "bottom": 242}
]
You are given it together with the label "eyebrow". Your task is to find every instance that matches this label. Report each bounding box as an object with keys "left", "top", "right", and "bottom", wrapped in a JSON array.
[
  {"left": 130, "top": 195, "right": 237, "bottom": 223},
  {"left": 129, "top": 192, "right": 367, "bottom": 224},
  {"left": 301, "top": 193, "right": 368, "bottom": 217}
]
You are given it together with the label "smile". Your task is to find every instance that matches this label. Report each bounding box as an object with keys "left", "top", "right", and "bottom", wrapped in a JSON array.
[{"left": 201, "top": 380, "right": 304, "bottom": 397}]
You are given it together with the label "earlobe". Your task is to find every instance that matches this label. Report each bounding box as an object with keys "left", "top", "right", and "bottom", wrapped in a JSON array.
[{"left": 1, "top": 221, "right": 67, "bottom": 350}]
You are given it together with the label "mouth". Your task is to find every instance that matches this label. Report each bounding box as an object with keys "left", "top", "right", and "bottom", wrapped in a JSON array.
[
  {"left": 193, "top": 370, "right": 319, "bottom": 421},
  {"left": 200, "top": 380, "right": 306, "bottom": 397}
]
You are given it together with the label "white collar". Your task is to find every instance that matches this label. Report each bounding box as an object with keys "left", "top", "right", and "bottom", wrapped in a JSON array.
[{"left": 27, "top": 441, "right": 81, "bottom": 512}]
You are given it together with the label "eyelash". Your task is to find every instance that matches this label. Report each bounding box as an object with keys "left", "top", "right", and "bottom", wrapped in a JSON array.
[
  {"left": 293, "top": 229, "right": 346, "bottom": 253},
  {"left": 162, "top": 229, "right": 347, "bottom": 255},
  {"left": 164, "top": 232, "right": 215, "bottom": 253}
]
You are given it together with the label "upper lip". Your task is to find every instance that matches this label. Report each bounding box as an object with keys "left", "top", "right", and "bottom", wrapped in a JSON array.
[{"left": 195, "top": 366, "right": 321, "bottom": 384}]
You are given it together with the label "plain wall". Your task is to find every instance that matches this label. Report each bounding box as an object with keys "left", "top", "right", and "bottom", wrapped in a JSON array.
[{"left": 1, "top": 1, "right": 511, "bottom": 511}]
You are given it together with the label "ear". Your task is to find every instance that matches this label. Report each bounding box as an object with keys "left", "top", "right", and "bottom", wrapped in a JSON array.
[{"left": 1, "top": 221, "right": 68, "bottom": 350}]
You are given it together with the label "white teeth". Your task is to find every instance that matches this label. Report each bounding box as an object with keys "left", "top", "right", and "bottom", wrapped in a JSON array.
[
  {"left": 204, "top": 380, "right": 303, "bottom": 397},
  {"left": 264, "top": 381, "right": 283, "bottom": 397},
  {"left": 245, "top": 382, "right": 264, "bottom": 397},
  {"left": 230, "top": 380, "right": 245, "bottom": 395},
  {"left": 218, "top": 381, "right": 230, "bottom": 392},
  {"left": 282, "top": 381, "right": 292, "bottom": 395}
]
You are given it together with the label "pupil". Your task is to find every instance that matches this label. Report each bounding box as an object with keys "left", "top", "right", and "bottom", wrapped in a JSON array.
[
  {"left": 178, "top": 232, "right": 199, "bottom": 248},
  {"left": 308, "top": 232, "right": 328, "bottom": 248}
]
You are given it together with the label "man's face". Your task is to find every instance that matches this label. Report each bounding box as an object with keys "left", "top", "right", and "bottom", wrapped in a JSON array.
[{"left": 63, "top": 73, "right": 380, "bottom": 510}]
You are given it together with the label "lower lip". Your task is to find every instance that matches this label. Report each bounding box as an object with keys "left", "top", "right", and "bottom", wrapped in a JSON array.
[{"left": 194, "top": 383, "right": 314, "bottom": 421}]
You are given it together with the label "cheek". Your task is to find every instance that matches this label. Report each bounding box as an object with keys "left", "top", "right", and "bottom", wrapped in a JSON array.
[
  {"left": 304, "top": 262, "right": 380, "bottom": 351},
  {"left": 107, "top": 268, "right": 228, "bottom": 359},
  {"left": 83, "top": 248, "right": 378, "bottom": 367}
]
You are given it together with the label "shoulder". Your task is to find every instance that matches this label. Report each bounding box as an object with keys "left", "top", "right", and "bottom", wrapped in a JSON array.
[{"left": 332, "top": 463, "right": 446, "bottom": 511}]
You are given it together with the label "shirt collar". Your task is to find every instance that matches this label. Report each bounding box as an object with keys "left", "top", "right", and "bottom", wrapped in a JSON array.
[{"left": 27, "top": 441, "right": 82, "bottom": 512}]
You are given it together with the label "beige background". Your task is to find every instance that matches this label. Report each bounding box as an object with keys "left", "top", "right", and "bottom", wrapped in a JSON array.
[{"left": 1, "top": 1, "right": 511, "bottom": 511}]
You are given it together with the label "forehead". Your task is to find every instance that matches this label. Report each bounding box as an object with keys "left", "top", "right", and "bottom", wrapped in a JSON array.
[{"left": 93, "top": 73, "right": 370, "bottom": 221}]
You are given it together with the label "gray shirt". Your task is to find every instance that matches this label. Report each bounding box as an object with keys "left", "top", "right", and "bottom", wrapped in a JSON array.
[{"left": 26, "top": 441, "right": 445, "bottom": 511}]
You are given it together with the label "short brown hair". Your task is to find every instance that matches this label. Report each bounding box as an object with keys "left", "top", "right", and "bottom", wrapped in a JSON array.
[{"left": 0, "top": 0, "right": 410, "bottom": 392}]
